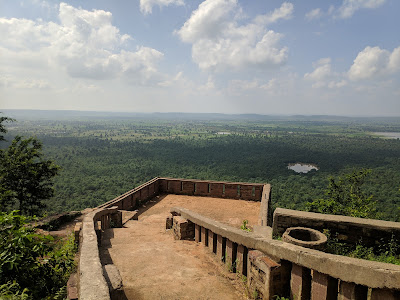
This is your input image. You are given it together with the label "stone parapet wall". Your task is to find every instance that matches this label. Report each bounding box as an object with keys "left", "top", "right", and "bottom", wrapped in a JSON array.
[
  {"left": 171, "top": 206, "right": 400, "bottom": 298},
  {"left": 273, "top": 208, "right": 400, "bottom": 250},
  {"left": 96, "top": 177, "right": 265, "bottom": 212},
  {"left": 96, "top": 177, "right": 160, "bottom": 211},
  {"left": 159, "top": 177, "right": 263, "bottom": 201},
  {"left": 79, "top": 208, "right": 120, "bottom": 300}
]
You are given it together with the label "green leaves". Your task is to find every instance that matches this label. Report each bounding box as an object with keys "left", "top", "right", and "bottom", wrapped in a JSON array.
[
  {"left": 306, "top": 169, "right": 378, "bottom": 218},
  {"left": 0, "top": 211, "right": 76, "bottom": 299},
  {"left": 0, "top": 136, "right": 59, "bottom": 215}
]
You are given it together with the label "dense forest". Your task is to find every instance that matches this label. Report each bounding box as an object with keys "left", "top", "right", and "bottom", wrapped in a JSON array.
[{"left": 3, "top": 110, "right": 400, "bottom": 221}]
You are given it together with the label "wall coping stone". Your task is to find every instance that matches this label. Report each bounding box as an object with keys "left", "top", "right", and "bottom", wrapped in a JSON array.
[
  {"left": 160, "top": 177, "right": 265, "bottom": 187},
  {"left": 79, "top": 209, "right": 114, "bottom": 300},
  {"left": 273, "top": 208, "right": 400, "bottom": 233},
  {"left": 171, "top": 207, "right": 400, "bottom": 290}
]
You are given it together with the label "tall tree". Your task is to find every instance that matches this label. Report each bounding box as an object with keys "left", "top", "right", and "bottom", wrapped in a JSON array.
[{"left": 0, "top": 115, "right": 59, "bottom": 215}]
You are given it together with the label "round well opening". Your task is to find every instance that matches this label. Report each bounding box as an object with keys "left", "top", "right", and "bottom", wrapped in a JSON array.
[
  {"left": 282, "top": 227, "right": 327, "bottom": 250},
  {"left": 289, "top": 228, "right": 320, "bottom": 242}
]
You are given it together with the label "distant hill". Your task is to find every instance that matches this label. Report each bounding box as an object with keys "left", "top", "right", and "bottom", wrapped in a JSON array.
[{"left": 2, "top": 109, "right": 400, "bottom": 122}]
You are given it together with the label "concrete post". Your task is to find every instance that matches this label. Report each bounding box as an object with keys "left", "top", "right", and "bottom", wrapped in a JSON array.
[
  {"left": 216, "top": 234, "right": 226, "bottom": 262},
  {"left": 195, "top": 224, "right": 201, "bottom": 243},
  {"left": 208, "top": 230, "right": 216, "bottom": 253},
  {"left": 236, "top": 244, "right": 247, "bottom": 276},
  {"left": 371, "top": 288, "right": 400, "bottom": 300},
  {"left": 291, "top": 264, "right": 311, "bottom": 300},
  {"left": 311, "top": 270, "right": 338, "bottom": 300},
  {"left": 338, "top": 281, "right": 367, "bottom": 300},
  {"left": 201, "top": 227, "right": 208, "bottom": 246},
  {"left": 225, "top": 239, "right": 237, "bottom": 272}
]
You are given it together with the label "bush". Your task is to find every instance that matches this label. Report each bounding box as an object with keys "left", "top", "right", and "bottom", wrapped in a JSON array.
[{"left": 0, "top": 211, "right": 76, "bottom": 299}]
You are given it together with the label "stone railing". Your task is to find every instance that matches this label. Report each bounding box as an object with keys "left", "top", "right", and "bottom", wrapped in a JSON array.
[
  {"left": 273, "top": 208, "right": 400, "bottom": 251},
  {"left": 78, "top": 207, "right": 122, "bottom": 300},
  {"left": 171, "top": 207, "right": 400, "bottom": 300},
  {"left": 158, "top": 177, "right": 264, "bottom": 201},
  {"left": 78, "top": 177, "right": 267, "bottom": 300},
  {"left": 96, "top": 177, "right": 265, "bottom": 211}
]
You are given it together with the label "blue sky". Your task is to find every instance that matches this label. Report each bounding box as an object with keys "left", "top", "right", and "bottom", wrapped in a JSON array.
[{"left": 0, "top": 0, "right": 399, "bottom": 115}]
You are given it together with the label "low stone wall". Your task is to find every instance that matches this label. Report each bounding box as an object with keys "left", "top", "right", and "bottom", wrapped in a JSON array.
[
  {"left": 258, "top": 184, "right": 272, "bottom": 227},
  {"left": 96, "top": 177, "right": 160, "bottom": 211},
  {"left": 172, "top": 206, "right": 400, "bottom": 299},
  {"left": 96, "top": 177, "right": 265, "bottom": 212},
  {"left": 273, "top": 208, "right": 400, "bottom": 250},
  {"left": 79, "top": 208, "right": 120, "bottom": 300},
  {"left": 158, "top": 177, "right": 263, "bottom": 201}
]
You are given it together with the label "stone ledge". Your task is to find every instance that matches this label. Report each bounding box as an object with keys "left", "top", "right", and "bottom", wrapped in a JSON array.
[
  {"left": 171, "top": 206, "right": 400, "bottom": 290},
  {"left": 273, "top": 208, "right": 400, "bottom": 233},
  {"left": 79, "top": 210, "right": 112, "bottom": 300}
]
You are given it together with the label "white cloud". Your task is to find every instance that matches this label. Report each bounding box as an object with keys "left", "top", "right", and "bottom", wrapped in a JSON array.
[
  {"left": 140, "top": 0, "right": 184, "bottom": 15},
  {"left": 337, "top": 0, "right": 385, "bottom": 18},
  {"left": 0, "top": 3, "right": 164, "bottom": 84},
  {"left": 176, "top": 0, "right": 291, "bottom": 71},
  {"left": 348, "top": 46, "right": 400, "bottom": 80},
  {"left": 0, "top": 74, "right": 50, "bottom": 89},
  {"left": 304, "top": 58, "right": 347, "bottom": 88},
  {"left": 305, "top": 8, "right": 322, "bottom": 21},
  {"left": 254, "top": 2, "right": 294, "bottom": 25}
]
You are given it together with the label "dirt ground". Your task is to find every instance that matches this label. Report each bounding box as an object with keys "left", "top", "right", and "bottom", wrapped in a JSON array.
[
  {"left": 100, "top": 194, "right": 261, "bottom": 300},
  {"left": 138, "top": 194, "right": 260, "bottom": 229}
]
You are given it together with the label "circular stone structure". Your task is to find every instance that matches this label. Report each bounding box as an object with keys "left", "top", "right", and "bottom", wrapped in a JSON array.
[{"left": 282, "top": 227, "right": 327, "bottom": 250}]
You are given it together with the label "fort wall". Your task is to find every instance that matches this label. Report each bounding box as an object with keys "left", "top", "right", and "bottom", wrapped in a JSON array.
[{"left": 77, "top": 178, "right": 400, "bottom": 300}]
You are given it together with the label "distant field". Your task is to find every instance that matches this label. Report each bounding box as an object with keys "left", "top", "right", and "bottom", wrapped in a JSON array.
[{"left": 3, "top": 110, "right": 400, "bottom": 221}]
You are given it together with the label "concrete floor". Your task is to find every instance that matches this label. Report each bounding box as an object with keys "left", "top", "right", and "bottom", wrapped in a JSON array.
[{"left": 99, "top": 194, "right": 260, "bottom": 300}]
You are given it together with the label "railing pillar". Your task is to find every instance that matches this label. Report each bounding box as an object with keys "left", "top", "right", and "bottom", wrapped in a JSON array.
[
  {"left": 201, "top": 228, "right": 208, "bottom": 246},
  {"left": 225, "top": 239, "right": 237, "bottom": 272},
  {"left": 338, "top": 281, "right": 367, "bottom": 300},
  {"left": 208, "top": 230, "right": 217, "bottom": 253},
  {"left": 371, "top": 288, "right": 400, "bottom": 300},
  {"left": 236, "top": 244, "right": 248, "bottom": 276},
  {"left": 195, "top": 224, "right": 201, "bottom": 243},
  {"left": 216, "top": 234, "right": 226, "bottom": 262},
  {"left": 291, "top": 264, "right": 311, "bottom": 300},
  {"left": 248, "top": 250, "right": 291, "bottom": 299},
  {"left": 311, "top": 270, "right": 338, "bottom": 300}
]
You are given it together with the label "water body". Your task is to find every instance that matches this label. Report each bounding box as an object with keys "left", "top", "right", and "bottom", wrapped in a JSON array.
[
  {"left": 288, "top": 163, "right": 319, "bottom": 173},
  {"left": 373, "top": 132, "right": 400, "bottom": 139}
]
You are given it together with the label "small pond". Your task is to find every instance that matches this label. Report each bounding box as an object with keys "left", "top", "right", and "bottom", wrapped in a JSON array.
[
  {"left": 373, "top": 132, "right": 400, "bottom": 139},
  {"left": 288, "top": 163, "right": 319, "bottom": 173}
]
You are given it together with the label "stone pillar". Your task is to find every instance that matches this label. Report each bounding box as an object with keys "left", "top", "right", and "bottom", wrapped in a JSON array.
[
  {"left": 201, "top": 227, "right": 208, "bottom": 246},
  {"left": 172, "top": 216, "right": 194, "bottom": 240},
  {"left": 208, "top": 230, "right": 216, "bottom": 253},
  {"left": 166, "top": 215, "right": 173, "bottom": 229},
  {"left": 311, "top": 271, "right": 338, "bottom": 300},
  {"left": 291, "top": 264, "right": 311, "bottom": 300},
  {"left": 74, "top": 222, "right": 82, "bottom": 246},
  {"left": 371, "top": 288, "right": 400, "bottom": 300},
  {"left": 216, "top": 235, "right": 226, "bottom": 262},
  {"left": 225, "top": 239, "right": 237, "bottom": 272},
  {"left": 248, "top": 250, "right": 291, "bottom": 300},
  {"left": 195, "top": 224, "right": 201, "bottom": 243},
  {"left": 236, "top": 244, "right": 248, "bottom": 276},
  {"left": 338, "top": 281, "right": 367, "bottom": 300}
]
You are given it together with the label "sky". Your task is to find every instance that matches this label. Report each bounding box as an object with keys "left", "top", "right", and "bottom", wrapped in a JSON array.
[{"left": 0, "top": 0, "right": 399, "bottom": 116}]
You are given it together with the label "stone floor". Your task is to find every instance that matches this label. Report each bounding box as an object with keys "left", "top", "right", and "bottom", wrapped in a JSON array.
[{"left": 99, "top": 194, "right": 261, "bottom": 300}]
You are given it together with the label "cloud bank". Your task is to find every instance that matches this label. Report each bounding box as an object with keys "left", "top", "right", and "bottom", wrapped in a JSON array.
[{"left": 176, "top": 0, "right": 292, "bottom": 71}]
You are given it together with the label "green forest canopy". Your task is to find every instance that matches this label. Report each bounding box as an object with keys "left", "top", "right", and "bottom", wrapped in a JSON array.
[{"left": 3, "top": 111, "right": 400, "bottom": 221}]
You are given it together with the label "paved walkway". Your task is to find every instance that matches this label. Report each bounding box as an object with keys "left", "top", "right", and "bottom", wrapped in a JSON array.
[{"left": 100, "top": 194, "right": 260, "bottom": 300}]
